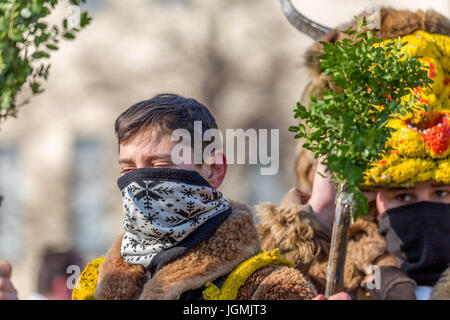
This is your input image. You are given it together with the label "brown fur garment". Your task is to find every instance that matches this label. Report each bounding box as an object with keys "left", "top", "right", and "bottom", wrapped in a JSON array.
[
  {"left": 95, "top": 233, "right": 145, "bottom": 300},
  {"left": 256, "top": 200, "right": 392, "bottom": 297},
  {"left": 95, "top": 200, "right": 318, "bottom": 300},
  {"left": 431, "top": 267, "right": 450, "bottom": 300},
  {"left": 250, "top": 266, "right": 318, "bottom": 300},
  {"left": 139, "top": 201, "right": 261, "bottom": 300},
  {"left": 235, "top": 265, "right": 318, "bottom": 300},
  {"left": 257, "top": 198, "right": 450, "bottom": 299},
  {"left": 256, "top": 202, "right": 331, "bottom": 275},
  {"left": 236, "top": 265, "right": 279, "bottom": 299}
]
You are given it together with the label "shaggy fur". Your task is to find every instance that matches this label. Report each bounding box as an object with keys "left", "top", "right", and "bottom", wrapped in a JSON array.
[
  {"left": 235, "top": 263, "right": 318, "bottom": 300},
  {"left": 236, "top": 265, "right": 278, "bottom": 299},
  {"left": 257, "top": 200, "right": 450, "bottom": 299},
  {"left": 256, "top": 202, "right": 331, "bottom": 275},
  {"left": 95, "top": 233, "right": 145, "bottom": 300},
  {"left": 235, "top": 264, "right": 318, "bottom": 300},
  {"left": 431, "top": 267, "right": 450, "bottom": 300},
  {"left": 95, "top": 200, "right": 317, "bottom": 300},
  {"left": 250, "top": 266, "right": 317, "bottom": 300},
  {"left": 139, "top": 201, "right": 261, "bottom": 300},
  {"left": 256, "top": 200, "right": 393, "bottom": 298}
]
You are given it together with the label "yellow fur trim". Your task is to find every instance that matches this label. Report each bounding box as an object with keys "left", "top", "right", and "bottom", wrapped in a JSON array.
[
  {"left": 70, "top": 250, "right": 294, "bottom": 300},
  {"left": 71, "top": 256, "right": 104, "bottom": 300},
  {"left": 202, "top": 248, "right": 295, "bottom": 300},
  {"left": 364, "top": 31, "right": 450, "bottom": 187}
]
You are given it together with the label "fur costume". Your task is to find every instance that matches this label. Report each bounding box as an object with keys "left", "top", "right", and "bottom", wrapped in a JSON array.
[
  {"left": 73, "top": 201, "right": 318, "bottom": 300},
  {"left": 256, "top": 193, "right": 450, "bottom": 300}
]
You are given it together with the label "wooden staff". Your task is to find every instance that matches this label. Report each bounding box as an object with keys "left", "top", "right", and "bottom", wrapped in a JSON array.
[{"left": 325, "top": 187, "right": 353, "bottom": 297}]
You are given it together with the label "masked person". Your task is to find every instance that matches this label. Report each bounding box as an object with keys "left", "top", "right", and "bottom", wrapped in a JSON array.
[
  {"left": 257, "top": 29, "right": 450, "bottom": 300},
  {"left": 71, "top": 94, "right": 350, "bottom": 301}
]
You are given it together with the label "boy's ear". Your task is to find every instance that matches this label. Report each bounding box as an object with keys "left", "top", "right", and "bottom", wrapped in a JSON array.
[{"left": 203, "top": 150, "right": 227, "bottom": 189}]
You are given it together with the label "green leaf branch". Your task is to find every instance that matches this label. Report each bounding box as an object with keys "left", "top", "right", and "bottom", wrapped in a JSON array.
[
  {"left": 289, "top": 18, "right": 432, "bottom": 218},
  {"left": 0, "top": 0, "right": 91, "bottom": 122}
]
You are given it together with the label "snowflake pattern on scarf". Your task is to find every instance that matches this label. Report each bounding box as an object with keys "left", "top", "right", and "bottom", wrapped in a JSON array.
[{"left": 120, "top": 178, "right": 229, "bottom": 268}]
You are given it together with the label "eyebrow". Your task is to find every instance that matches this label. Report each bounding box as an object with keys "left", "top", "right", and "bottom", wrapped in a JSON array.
[
  {"left": 118, "top": 159, "right": 134, "bottom": 165},
  {"left": 431, "top": 183, "right": 450, "bottom": 188}
]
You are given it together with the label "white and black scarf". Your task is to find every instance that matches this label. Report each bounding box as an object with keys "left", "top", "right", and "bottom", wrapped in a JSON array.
[{"left": 118, "top": 168, "right": 231, "bottom": 270}]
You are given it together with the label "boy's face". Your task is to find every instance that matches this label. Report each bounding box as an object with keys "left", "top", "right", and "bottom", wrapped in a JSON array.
[
  {"left": 376, "top": 181, "right": 450, "bottom": 215},
  {"left": 118, "top": 129, "right": 227, "bottom": 189}
]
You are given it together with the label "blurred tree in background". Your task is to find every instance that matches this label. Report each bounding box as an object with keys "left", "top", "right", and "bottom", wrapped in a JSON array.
[
  {"left": 0, "top": 0, "right": 91, "bottom": 207},
  {"left": 0, "top": 0, "right": 91, "bottom": 124}
]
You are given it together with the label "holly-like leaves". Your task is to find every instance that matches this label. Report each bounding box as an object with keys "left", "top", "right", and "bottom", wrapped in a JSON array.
[
  {"left": 289, "top": 18, "right": 432, "bottom": 218},
  {"left": 0, "top": 0, "right": 91, "bottom": 123}
]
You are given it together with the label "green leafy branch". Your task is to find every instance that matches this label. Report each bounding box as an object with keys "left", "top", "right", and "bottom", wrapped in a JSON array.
[
  {"left": 289, "top": 18, "right": 432, "bottom": 218},
  {"left": 0, "top": 0, "right": 91, "bottom": 122}
]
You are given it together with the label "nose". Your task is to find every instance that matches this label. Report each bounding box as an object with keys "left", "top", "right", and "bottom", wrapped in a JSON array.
[{"left": 416, "top": 195, "right": 432, "bottom": 202}]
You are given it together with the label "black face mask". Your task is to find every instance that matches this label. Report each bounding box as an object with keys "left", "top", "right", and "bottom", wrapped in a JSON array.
[{"left": 379, "top": 201, "right": 450, "bottom": 286}]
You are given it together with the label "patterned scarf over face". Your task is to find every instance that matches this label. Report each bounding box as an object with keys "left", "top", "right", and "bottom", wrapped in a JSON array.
[{"left": 118, "top": 168, "right": 230, "bottom": 268}]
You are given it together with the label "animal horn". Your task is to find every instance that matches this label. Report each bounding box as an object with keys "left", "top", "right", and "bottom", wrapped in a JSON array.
[{"left": 280, "top": 0, "right": 332, "bottom": 39}]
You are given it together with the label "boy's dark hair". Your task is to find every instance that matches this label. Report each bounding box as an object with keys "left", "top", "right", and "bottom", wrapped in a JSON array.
[{"left": 115, "top": 94, "right": 218, "bottom": 148}]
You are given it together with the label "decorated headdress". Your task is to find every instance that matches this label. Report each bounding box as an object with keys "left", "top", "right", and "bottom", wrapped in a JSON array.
[
  {"left": 281, "top": 5, "right": 450, "bottom": 193},
  {"left": 364, "top": 31, "right": 450, "bottom": 187}
]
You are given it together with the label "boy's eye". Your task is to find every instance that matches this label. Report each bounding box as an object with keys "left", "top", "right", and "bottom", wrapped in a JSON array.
[
  {"left": 152, "top": 161, "right": 172, "bottom": 167},
  {"left": 121, "top": 168, "right": 135, "bottom": 175},
  {"left": 435, "top": 190, "right": 449, "bottom": 199},
  {"left": 395, "top": 193, "right": 414, "bottom": 202}
]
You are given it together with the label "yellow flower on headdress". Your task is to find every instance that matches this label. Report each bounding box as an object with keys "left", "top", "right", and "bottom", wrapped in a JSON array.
[{"left": 364, "top": 31, "right": 450, "bottom": 187}]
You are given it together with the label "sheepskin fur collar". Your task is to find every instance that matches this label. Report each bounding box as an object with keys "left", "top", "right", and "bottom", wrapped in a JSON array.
[
  {"left": 431, "top": 267, "right": 450, "bottom": 300},
  {"left": 139, "top": 200, "right": 260, "bottom": 299},
  {"left": 256, "top": 201, "right": 450, "bottom": 300},
  {"left": 95, "top": 200, "right": 261, "bottom": 300}
]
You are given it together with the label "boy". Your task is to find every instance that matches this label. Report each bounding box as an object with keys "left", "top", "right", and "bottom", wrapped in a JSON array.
[
  {"left": 70, "top": 93, "right": 350, "bottom": 300},
  {"left": 0, "top": 94, "right": 350, "bottom": 301}
]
